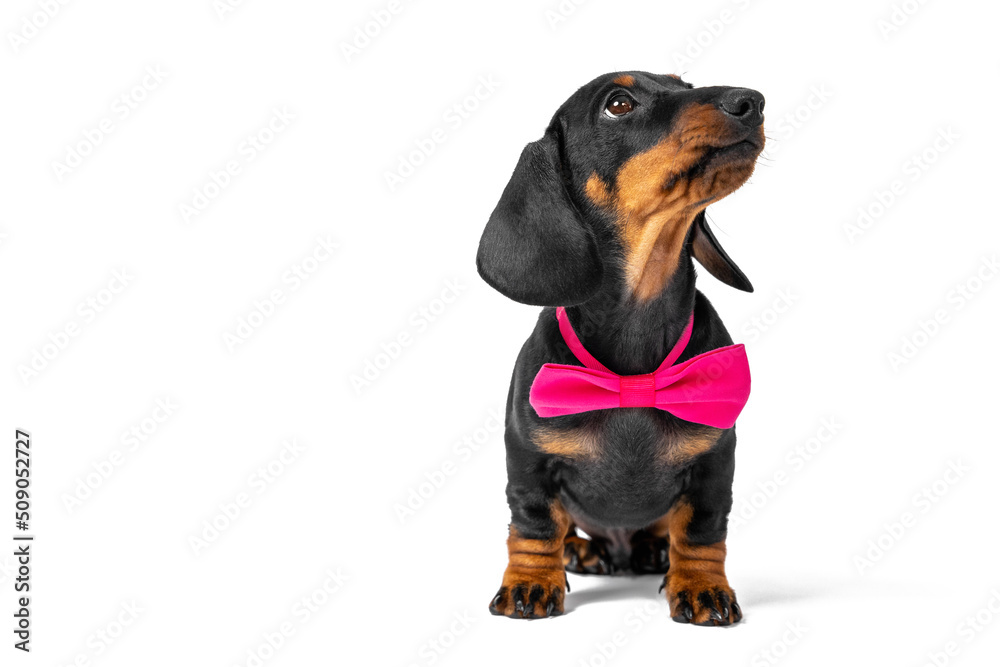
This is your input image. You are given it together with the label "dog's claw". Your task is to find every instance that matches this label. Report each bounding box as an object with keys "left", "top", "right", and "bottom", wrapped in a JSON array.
[
  {"left": 588, "top": 540, "right": 612, "bottom": 574},
  {"left": 669, "top": 591, "right": 696, "bottom": 624},
  {"left": 488, "top": 581, "right": 564, "bottom": 619},
  {"left": 564, "top": 536, "right": 615, "bottom": 575},
  {"left": 512, "top": 585, "right": 526, "bottom": 614},
  {"left": 717, "top": 590, "right": 731, "bottom": 619},
  {"left": 489, "top": 588, "right": 506, "bottom": 616},
  {"left": 667, "top": 585, "right": 742, "bottom": 626}
]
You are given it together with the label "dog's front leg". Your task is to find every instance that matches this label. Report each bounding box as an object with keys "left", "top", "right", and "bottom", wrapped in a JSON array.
[
  {"left": 488, "top": 484, "right": 571, "bottom": 620},
  {"left": 656, "top": 439, "right": 743, "bottom": 626},
  {"left": 659, "top": 488, "right": 742, "bottom": 626}
]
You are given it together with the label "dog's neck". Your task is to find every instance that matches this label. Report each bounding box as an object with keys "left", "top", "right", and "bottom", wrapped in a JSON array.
[{"left": 566, "top": 252, "right": 697, "bottom": 376}]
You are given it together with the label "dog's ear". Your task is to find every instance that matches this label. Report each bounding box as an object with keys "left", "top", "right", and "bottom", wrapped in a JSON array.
[
  {"left": 690, "top": 211, "right": 754, "bottom": 292},
  {"left": 476, "top": 127, "right": 603, "bottom": 306}
]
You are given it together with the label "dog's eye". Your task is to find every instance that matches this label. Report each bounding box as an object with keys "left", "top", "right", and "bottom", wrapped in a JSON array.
[{"left": 604, "top": 94, "right": 635, "bottom": 118}]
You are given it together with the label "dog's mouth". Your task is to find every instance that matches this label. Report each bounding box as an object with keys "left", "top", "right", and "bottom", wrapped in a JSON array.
[
  {"left": 692, "top": 135, "right": 763, "bottom": 174},
  {"left": 663, "top": 133, "right": 764, "bottom": 193},
  {"left": 703, "top": 138, "right": 762, "bottom": 166}
]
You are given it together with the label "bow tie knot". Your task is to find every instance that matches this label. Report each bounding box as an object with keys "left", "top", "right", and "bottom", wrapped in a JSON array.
[{"left": 619, "top": 374, "right": 656, "bottom": 407}]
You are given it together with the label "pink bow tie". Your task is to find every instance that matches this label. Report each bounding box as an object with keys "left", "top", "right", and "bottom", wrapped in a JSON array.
[{"left": 528, "top": 307, "right": 751, "bottom": 429}]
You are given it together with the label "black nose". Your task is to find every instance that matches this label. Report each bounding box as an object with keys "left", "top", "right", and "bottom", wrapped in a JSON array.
[{"left": 717, "top": 88, "right": 765, "bottom": 127}]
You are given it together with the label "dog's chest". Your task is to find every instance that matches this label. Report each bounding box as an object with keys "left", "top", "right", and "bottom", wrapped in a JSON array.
[
  {"left": 533, "top": 410, "right": 719, "bottom": 526},
  {"left": 534, "top": 409, "right": 721, "bottom": 466}
]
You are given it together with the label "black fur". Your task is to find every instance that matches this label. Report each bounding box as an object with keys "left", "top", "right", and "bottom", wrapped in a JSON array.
[{"left": 477, "top": 126, "right": 604, "bottom": 306}]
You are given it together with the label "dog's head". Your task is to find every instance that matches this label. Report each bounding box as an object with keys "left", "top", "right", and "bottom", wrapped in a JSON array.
[{"left": 477, "top": 71, "right": 765, "bottom": 306}]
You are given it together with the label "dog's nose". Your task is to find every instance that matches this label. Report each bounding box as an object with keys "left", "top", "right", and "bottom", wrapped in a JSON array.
[{"left": 717, "top": 88, "right": 765, "bottom": 127}]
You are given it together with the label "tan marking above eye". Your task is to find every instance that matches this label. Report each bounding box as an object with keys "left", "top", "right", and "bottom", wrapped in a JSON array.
[{"left": 613, "top": 74, "right": 635, "bottom": 87}]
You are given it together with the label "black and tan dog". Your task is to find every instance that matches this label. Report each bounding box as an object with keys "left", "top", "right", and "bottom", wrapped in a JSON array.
[{"left": 477, "top": 71, "right": 765, "bottom": 625}]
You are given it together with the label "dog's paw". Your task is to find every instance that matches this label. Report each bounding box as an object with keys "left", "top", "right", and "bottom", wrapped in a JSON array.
[
  {"left": 661, "top": 575, "right": 742, "bottom": 627},
  {"left": 563, "top": 535, "right": 615, "bottom": 575},
  {"left": 629, "top": 533, "right": 669, "bottom": 574},
  {"left": 489, "top": 570, "right": 567, "bottom": 619}
]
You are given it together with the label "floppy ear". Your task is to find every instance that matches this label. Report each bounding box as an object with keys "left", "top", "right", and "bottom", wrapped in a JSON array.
[
  {"left": 476, "top": 128, "right": 603, "bottom": 306},
  {"left": 690, "top": 211, "right": 754, "bottom": 292}
]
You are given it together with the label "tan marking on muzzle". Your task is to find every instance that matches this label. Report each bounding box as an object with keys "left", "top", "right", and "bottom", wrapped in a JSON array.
[{"left": 609, "top": 104, "right": 761, "bottom": 301}]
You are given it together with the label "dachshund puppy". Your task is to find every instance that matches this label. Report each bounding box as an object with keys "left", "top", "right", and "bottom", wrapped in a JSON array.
[{"left": 477, "top": 71, "right": 765, "bottom": 625}]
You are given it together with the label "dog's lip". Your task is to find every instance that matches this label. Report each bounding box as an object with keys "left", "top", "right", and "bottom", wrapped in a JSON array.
[
  {"left": 698, "top": 137, "right": 764, "bottom": 172},
  {"left": 705, "top": 137, "right": 762, "bottom": 161},
  {"left": 665, "top": 138, "right": 760, "bottom": 189}
]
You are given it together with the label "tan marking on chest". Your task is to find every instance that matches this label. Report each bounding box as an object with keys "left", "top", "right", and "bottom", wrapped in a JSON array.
[
  {"left": 661, "top": 427, "right": 723, "bottom": 465},
  {"left": 533, "top": 427, "right": 600, "bottom": 459}
]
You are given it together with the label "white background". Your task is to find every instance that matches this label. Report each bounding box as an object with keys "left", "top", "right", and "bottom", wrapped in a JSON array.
[{"left": 2, "top": 0, "right": 999, "bottom": 665}]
